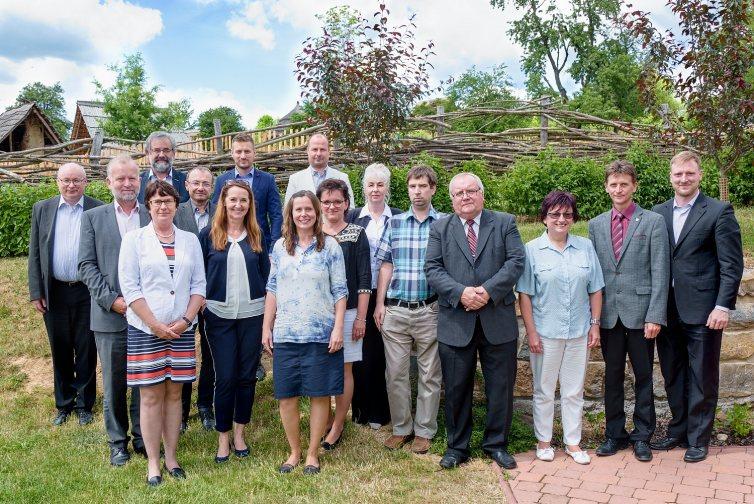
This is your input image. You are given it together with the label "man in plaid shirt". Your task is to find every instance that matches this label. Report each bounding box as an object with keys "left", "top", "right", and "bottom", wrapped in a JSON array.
[{"left": 374, "top": 164, "right": 445, "bottom": 455}]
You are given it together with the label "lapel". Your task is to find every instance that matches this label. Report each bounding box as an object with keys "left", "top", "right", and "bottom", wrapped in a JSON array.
[
  {"left": 659, "top": 200, "right": 675, "bottom": 249},
  {"left": 474, "top": 210, "right": 494, "bottom": 259},
  {"left": 617, "top": 205, "right": 643, "bottom": 264},
  {"left": 43, "top": 197, "right": 59, "bottom": 262},
  {"left": 601, "top": 211, "right": 617, "bottom": 266},
  {"left": 450, "top": 216, "right": 475, "bottom": 265},
  {"left": 144, "top": 225, "right": 174, "bottom": 285},
  {"left": 171, "top": 226, "right": 185, "bottom": 285},
  {"left": 139, "top": 206, "right": 151, "bottom": 227},
  {"left": 104, "top": 204, "right": 123, "bottom": 249},
  {"left": 675, "top": 193, "right": 707, "bottom": 251}
]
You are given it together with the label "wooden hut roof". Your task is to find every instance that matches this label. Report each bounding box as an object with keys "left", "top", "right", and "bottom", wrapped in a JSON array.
[
  {"left": 71, "top": 100, "right": 106, "bottom": 140},
  {"left": 0, "top": 103, "right": 62, "bottom": 145}
]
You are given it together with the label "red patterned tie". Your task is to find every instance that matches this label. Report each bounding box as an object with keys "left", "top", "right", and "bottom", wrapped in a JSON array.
[
  {"left": 467, "top": 219, "right": 477, "bottom": 256},
  {"left": 612, "top": 213, "right": 625, "bottom": 260}
]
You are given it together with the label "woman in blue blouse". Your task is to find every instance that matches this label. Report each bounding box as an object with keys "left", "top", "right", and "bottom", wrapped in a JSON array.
[
  {"left": 262, "top": 190, "right": 348, "bottom": 475},
  {"left": 199, "top": 181, "right": 270, "bottom": 464},
  {"left": 516, "top": 191, "right": 604, "bottom": 465}
]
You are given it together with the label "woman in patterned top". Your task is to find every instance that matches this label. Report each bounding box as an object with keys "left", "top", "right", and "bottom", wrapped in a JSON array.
[
  {"left": 262, "top": 190, "right": 348, "bottom": 475},
  {"left": 118, "top": 180, "right": 206, "bottom": 486},
  {"left": 316, "top": 178, "right": 371, "bottom": 451}
]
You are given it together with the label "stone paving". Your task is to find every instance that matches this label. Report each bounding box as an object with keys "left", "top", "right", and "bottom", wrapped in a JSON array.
[{"left": 505, "top": 446, "right": 754, "bottom": 503}]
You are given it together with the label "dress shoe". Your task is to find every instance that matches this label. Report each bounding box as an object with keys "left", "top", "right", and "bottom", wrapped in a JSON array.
[
  {"left": 77, "top": 410, "right": 94, "bottom": 426},
  {"left": 180, "top": 421, "right": 188, "bottom": 434},
  {"left": 255, "top": 364, "right": 266, "bottom": 382},
  {"left": 633, "top": 440, "right": 653, "bottom": 462},
  {"left": 52, "top": 410, "right": 70, "bottom": 426},
  {"left": 164, "top": 464, "right": 187, "bottom": 479},
  {"left": 198, "top": 408, "right": 215, "bottom": 431},
  {"left": 110, "top": 447, "right": 131, "bottom": 467},
  {"left": 684, "top": 446, "right": 708, "bottom": 463},
  {"left": 133, "top": 442, "right": 147, "bottom": 458},
  {"left": 489, "top": 449, "right": 517, "bottom": 469},
  {"left": 303, "top": 464, "right": 321, "bottom": 475},
  {"left": 410, "top": 436, "right": 431, "bottom": 454},
  {"left": 439, "top": 452, "right": 468, "bottom": 469},
  {"left": 146, "top": 475, "right": 162, "bottom": 487},
  {"left": 650, "top": 436, "right": 688, "bottom": 451},
  {"left": 384, "top": 433, "right": 413, "bottom": 450},
  {"left": 596, "top": 438, "right": 629, "bottom": 456},
  {"left": 321, "top": 430, "right": 343, "bottom": 451},
  {"left": 232, "top": 442, "right": 250, "bottom": 458}
]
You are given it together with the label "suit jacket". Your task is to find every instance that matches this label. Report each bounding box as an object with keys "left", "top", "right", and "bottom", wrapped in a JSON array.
[
  {"left": 346, "top": 206, "right": 403, "bottom": 226},
  {"left": 174, "top": 200, "right": 216, "bottom": 235},
  {"left": 652, "top": 192, "right": 744, "bottom": 325},
  {"left": 588, "top": 204, "right": 670, "bottom": 330},
  {"left": 78, "top": 203, "right": 151, "bottom": 332},
  {"left": 28, "top": 195, "right": 104, "bottom": 305},
  {"left": 284, "top": 166, "right": 355, "bottom": 207},
  {"left": 211, "top": 168, "right": 283, "bottom": 251},
  {"left": 137, "top": 170, "right": 189, "bottom": 204},
  {"left": 424, "top": 210, "right": 525, "bottom": 346}
]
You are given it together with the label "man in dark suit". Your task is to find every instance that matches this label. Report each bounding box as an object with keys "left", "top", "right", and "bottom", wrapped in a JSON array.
[
  {"left": 137, "top": 131, "right": 189, "bottom": 204},
  {"left": 651, "top": 151, "right": 744, "bottom": 463},
  {"left": 79, "top": 154, "right": 151, "bottom": 466},
  {"left": 211, "top": 132, "right": 282, "bottom": 252},
  {"left": 425, "top": 172, "right": 525, "bottom": 470},
  {"left": 29, "top": 163, "right": 103, "bottom": 426},
  {"left": 588, "top": 160, "right": 669, "bottom": 462},
  {"left": 174, "top": 166, "right": 216, "bottom": 431}
]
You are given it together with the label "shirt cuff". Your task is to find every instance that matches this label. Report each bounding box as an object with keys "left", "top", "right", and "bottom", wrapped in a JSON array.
[{"left": 714, "top": 305, "right": 730, "bottom": 313}]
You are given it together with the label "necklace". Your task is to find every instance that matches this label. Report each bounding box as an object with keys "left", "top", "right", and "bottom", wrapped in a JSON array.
[{"left": 155, "top": 229, "right": 175, "bottom": 239}]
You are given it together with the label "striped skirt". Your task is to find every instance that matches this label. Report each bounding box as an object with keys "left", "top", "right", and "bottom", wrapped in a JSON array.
[{"left": 127, "top": 324, "right": 196, "bottom": 387}]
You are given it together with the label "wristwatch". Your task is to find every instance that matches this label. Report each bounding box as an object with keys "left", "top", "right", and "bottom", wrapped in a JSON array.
[
  {"left": 590, "top": 318, "right": 600, "bottom": 325},
  {"left": 182, "top": 316, "right": 192, "bottom": 326}
]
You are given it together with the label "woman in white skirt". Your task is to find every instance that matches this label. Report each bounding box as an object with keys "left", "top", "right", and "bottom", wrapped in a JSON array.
[{"left": 318, "top": 178, "right": 372, "bottom": 449}]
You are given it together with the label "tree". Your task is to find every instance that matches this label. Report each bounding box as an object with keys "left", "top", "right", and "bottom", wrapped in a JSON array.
[
  {"left": 295, "top": 3, "right": 437, "bottom": 159},
  {"left": 624, "top": 0, "right": 754, "bottom": 200},
  {"left": 195, "top": 106, "right": 244, "bottom": 138},
  {"left": 255, "top": 114, "right": 276, "bottom": 129},
  {"left": 155, "top": 99, "right": 192, "bottom": 132},
  {"left": 13, "top": 81, "right": 72, "bottom": 140}
]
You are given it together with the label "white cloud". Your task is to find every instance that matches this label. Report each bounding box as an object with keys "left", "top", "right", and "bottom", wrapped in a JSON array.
[{"left": 226, "top": 1, "right": 277, "bottom": 50}]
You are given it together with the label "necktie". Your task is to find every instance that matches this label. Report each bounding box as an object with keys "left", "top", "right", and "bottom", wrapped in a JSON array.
[
  {"left": 467, "top": 219, "right": 477, "bottom": 256},
  {"left": 612, "top": 213, "right": 625, "bottom": 260}
]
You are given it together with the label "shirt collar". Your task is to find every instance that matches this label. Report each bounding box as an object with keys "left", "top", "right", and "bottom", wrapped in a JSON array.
[
  {"left": 458, "top": 211, "right": 482, "bottom": 227},
  {"left": 148, "top": 168, "right": 173, "bottom": 181},
  {"left": 58, "top": 195, "right": 84, "bottom": 208},
  {"left": 673, "top": 190, "right": 700, "bottom": 210},
  {"left": 190, "top": 199, "right": 210, "bottom": 215},
  {"left": 359, "top": 204, "right": 392, "bottom": 220},
  {"left": 407, "top": 205, "right": 438, "bottom": 222},
  {"left": 309, "top": 165, "right": 329, "bottom": 176},
  {"left": 114, "top": 200, "right": 140, "bottom": 215},
  {"left": 537, "top": 230, "right": 579, "bottom": 251},
  {"left": 234, "top": 166, "right": 255, "bottom": 178},
  {"left": 611, "top": 201, "right": 636, "bottom": 221}
]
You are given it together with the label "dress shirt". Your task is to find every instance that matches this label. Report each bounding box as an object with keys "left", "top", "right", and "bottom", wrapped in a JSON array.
[
  {"left": 459, "top": 212, "right": 481, "bottom": 238},
  {"left": 374, "top": 206, "right": 444, "bottom": 301},
  {"left": 190, "top": 200, "right": 211, "bottom": 232},
  {"left": 206, "top": 231, "right": 265, "bottom": 319},
  {"left": 359, "top": 205, "right": 393, "bottom": 289},
  {"left": 52, "top": 196, "right": 84, "bottom": 281},
  {"left": 516, "top": 232, "right": 605, "bottom": 339},
  {"left": 310, "top": 166, "right": 329, "bottom": 189},
  {"left": 234, "top": 167, "right": 255, "bottom": 188},
  {"left": 114, "top": 201, "right": 142, "bottom": 238},
  {"left": 147, "top": 168, "right": 174, "bottom": 185},
  {"left": 611, "top": 202, "right": 636, "bottom": 240}
]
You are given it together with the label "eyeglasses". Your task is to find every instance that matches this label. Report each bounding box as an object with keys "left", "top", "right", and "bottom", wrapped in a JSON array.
[
  {"left": 189, "top": 181, "right": 212, "bottom": 188},
  {"left": 150, "top": 148, "right": 174, "bottom": 155},
  {"left": 452, "top": 188, "right": 482, "bottom": 199},
  {"left": 546, "top": 211, "right": 574, "bottom": 220},
  {"left": 149, "top": 198, "right": 176, "bottom": 208},
  {"left": 321, "top": 199, "right": 345, "bottom": 207},
  {"left": 58, "top": 178, "right": 86, "bottom": 186}
]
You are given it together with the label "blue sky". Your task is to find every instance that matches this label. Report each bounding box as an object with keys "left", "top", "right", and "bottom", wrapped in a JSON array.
[{"left": 0, "top": 0, "right": 674, "bottom": 131}]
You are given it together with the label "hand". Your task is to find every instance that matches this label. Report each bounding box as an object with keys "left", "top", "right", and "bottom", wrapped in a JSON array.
[
  {"left": 262, "top": 328, "right": 273, "bottom": 355},
  {"left": 706, "top": 308, "right": 729, "bottom": 331},
  {"left": 352, "top": 318, "right": 366, "bottom": 341},
  {"left": 151, "top": 322, "right": 180, "bottom": 340},
  {"left": 31, "top": 298, "right": 47, "bottom": 314},
  {"left": 528, "top": 332, "right": 543, "bottom": 354},
  {"left": 460, "top": 287, "right": 486, "bottom": 311},
  {"left": 328, "top": 326, "right": 344, "bottom": 353},
  {"left": 474, "top": 286, "right": 490, "bottom": 305},
  {"left": 111, "top": 297, "right": 127, "bottom": 315},
  {"left": 644, "top": 322, "right": 661, "bottom": 339},
  {"left": 168, "top": 319, "right": 189, "bottom": 335},
  {"left": 374, "top": 303, "right": 386, "bottom": 330},
  {"left": 587, "top": 324, "right": 601, "bottom": 349}
]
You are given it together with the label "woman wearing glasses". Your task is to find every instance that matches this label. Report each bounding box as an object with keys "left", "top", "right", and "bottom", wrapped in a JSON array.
[{"left": 516, "top": 191, "right": 604, "bottom": 465}]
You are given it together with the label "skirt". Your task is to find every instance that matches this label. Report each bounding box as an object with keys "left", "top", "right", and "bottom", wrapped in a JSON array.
[
  {"left": 127, "top": 324, "right": 196, "bottom": 387},
  {"left": 273, "top": 342, "right": 344, "bottom": 399},
  {"left": 343, "top": 308, "right": 363, "bottom": 363}
]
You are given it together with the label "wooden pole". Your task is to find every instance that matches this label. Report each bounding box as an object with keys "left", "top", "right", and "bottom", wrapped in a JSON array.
[
  {"left": 214, "top": 120, "right": 223, "bottom": 154},
  {"left": 436, "top": 105, "right": 446, "bottom": 137},
  {"left": 89, "top": 131, "right": 104, "bottom": 169},
  {"left": 540, "top": 97, "right": 550, "bottom": 148}
]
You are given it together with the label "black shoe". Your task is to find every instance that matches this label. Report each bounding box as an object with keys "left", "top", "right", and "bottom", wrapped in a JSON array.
[
  {"left": 489, "top": 449, "right": 517, "bottom": 469},
  {"left": 649, "top": 436, "right": 688, "bottom": 451},
  {"left": 278, "top": 462, "right": 297, "bottom": 474},
  {"left": 303, "top": 464, "right": 320, "bottom": 475},
  {"left": 596, "top": 438, "right": 629, "bottom": 456},
  {"left": 110, "top": 447, "right": 131, "bottom": 467},
  {"left": 146, "top": 475, "right": 162, "bottom": 487},
  {"left": 164, "top": 464, "right": 187, "bottom": 479},
  {"left": 233, "top": 443, "right": 250, "bottom": 458},
  {"left": 255, "top": 364, "right": 266, "bottom": 382},
  {"left": 180, "top": 421, "right": 188, "bottom": 434},
  {"left": 439, "top": 452, "right": 469, "bottom": 469},
  {"left": 77, "top": 410, "right": 94, "bottom": 426},
  {"left": 52, "top": 410, "right": 70, "bottom": 426},
  {"left": 633, "top": 440, "right": 653, "bottom": 462},
  {"left": 684, "top": 446, "right": 708, "bottom": 463},
  {"left": 321, "top": 430, "right": 343, "bottom": 451},
  {"left": 198, "top": 408, "right": 215, "bottom": 431},
  {"left": 133, "top": 442, "right": 147, "bottom": 458}
]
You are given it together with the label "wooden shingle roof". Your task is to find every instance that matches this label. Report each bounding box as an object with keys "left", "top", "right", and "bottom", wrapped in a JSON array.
[{"left": 0, "top": 103, "right": 62, "bottom": 145}]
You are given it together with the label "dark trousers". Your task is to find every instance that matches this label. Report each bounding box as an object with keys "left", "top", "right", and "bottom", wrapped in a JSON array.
[
  {"left": 181, "top": 312, "right": 214, "bottom": 421},
  {"left": 600, "top": 318, "right": 656, "bottom": 442},
  {"left": 656, "top": 295, "right": 722, "bottom": 447},
  {"left": 352, "top": 291, "right": 391, "bottom": 426},
  {"left": 94, "top": 329, "right": 141, "bottom": 449},
  {"left": 43, "top": 280, "right": 97, "bottom": 412},
  {"left": 204, "top": 309, "right": 262, "bottom": 433},
  {"left": 438, "top": 318, "right": 517, "bottom": 458}
]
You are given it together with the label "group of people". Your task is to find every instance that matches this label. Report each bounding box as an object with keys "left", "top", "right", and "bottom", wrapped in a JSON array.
[{"left": 28, "top": 128, "right": 744, "bottom": 485}]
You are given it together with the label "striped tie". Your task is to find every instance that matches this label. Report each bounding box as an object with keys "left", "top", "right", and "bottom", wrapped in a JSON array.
[
  {"left": 467, "top": 219, "right": 477, "bottom": 256},
  {"left": 612, "top": 213, "right": 625, "bottom": 260}
]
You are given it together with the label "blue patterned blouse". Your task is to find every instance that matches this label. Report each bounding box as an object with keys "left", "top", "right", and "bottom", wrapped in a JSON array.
[{"left": 266, "top": 235, "right": 349, "bottom": 344}]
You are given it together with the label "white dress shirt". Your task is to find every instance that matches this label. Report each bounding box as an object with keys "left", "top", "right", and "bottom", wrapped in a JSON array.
[
  {"left": 52, "top": 196, "right": 84, "bottom": 281},
  {"left": 114, "top": 201, "right": 141, "bottom": 238}
]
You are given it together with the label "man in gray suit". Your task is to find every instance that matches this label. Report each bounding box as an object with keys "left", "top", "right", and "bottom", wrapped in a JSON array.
[
  {"left": 78, "top": 154, "right": 150, "bottom": 466},
  {"left": 425, "top": 172, "right": 525, "bottom": 470},
  {"left": 588, "top": 160, "right": 669, "bottom": 462},
  {"left": 29, "top": 163, "right": 103, "bottom": 427}
]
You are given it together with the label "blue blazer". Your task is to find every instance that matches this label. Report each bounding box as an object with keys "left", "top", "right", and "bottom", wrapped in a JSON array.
[
  {"left": 137, "top": 170, "right": 189, "bottom": 204},
  {"left": 198, "top": 227, "right": 271, "bottom": 303},
  {"left": 211, "top": 168, "right": 283, "bottom": 252}
]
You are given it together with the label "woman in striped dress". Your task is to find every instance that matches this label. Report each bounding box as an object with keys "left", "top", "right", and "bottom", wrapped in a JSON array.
[{"left": 119, "top": 180, "right": 206, "bottom": 486}]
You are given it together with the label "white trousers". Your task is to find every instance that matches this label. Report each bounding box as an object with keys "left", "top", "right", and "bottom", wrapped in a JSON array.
[{"left": 530, "top": 335, "right": 588, "bottom": 446}]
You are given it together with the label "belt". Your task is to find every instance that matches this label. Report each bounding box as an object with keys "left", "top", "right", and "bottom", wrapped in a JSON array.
[
  {"left": 385, "top": 295, "right": 437, "bottom": 309},
  {"left": 53, "top": 278, "right": 83, "bottom": 287}
]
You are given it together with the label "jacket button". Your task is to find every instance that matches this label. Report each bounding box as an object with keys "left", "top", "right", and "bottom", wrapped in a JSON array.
[
  {"left": 170, "top": 290, "right": 175, "bottom": 295},
  {"left": 616, "top": 289, "right": 622, "bottom": 294}
]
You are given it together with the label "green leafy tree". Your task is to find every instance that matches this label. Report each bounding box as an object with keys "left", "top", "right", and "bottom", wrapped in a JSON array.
[
  {"left": 255, "top": 114, "right": 276, "bottom": 129},
  {"left": 13, "top": 81, "right": 72, "bottom": 140},
  {"left": 154, "top": 99, "right": 192, "bottom": 132},
  {"left": 195, "top": 106, "right": 244, "bottom": 138}
]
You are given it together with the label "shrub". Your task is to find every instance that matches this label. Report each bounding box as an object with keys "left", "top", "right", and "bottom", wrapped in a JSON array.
[{"left": 726, "top": 403, "right": 753, "bottom": 438}]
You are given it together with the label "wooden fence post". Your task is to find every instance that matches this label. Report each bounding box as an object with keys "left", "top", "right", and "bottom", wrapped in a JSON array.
[
  {"left": 89, "top": 131, "right": 104, "bottom": 174},
  {"left": 213, "top": 120, "right": 223, "bottom": 154},
  {"left": 436, "top": 105, "right": 446, "bottom": 137},
  {"left": 540, "top": 97, "right": 550, "bottom": 148}
]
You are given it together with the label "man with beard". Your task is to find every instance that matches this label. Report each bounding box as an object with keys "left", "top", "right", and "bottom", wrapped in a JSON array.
[{"left": 137, "top": 131, "right": 189, "bottom": 204}]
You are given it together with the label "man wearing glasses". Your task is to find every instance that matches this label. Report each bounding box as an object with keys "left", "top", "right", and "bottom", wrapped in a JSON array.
[
  {"left": 29, "top": 163, "right": 103, "bottom": 427},
  {"left": 137, "top": 131, "right": 189, "bottom": 204}
]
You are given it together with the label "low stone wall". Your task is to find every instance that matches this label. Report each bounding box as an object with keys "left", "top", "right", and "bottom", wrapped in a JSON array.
[{"left": 513, "top": 270, "right": 754, "bottom": 414}]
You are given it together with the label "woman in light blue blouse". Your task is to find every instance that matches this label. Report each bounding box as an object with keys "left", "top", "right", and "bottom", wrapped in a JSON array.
[
  {"left": 262, "top": 190, "right": 348, "bottom": 475},
  {"left": 516, "top": 191, "right": 604, "bottom": 465}
]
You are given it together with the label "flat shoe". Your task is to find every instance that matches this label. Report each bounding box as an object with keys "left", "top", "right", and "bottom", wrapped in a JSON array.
[
  {"left": 321, "top": 431, "right": 343, "bottom": 451},
  {"left": 278, "top": 463, "right": 297, "bottom": 474},
  {"left": 565, "top": 447, "right": 591, "bottom": 465},
  {"left": 164, "top": 464, "right": 186, "bottom": 479},
  {"left": 146, "top": 475, "right": 162, "bottom": 487},
  {"left": 536, "top": 446, "right": 555, "bottom": 461},
  {"left": 215, "top": 454, "right": 230, "bottom": 464},
  {"left": 303, "top": 464, "right": 320, "bottom": 475}
]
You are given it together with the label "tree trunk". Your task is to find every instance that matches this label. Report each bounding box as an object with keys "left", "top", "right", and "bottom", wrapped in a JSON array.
[{"left": 719, "top": 171, "right": 730, "bottom": 202}]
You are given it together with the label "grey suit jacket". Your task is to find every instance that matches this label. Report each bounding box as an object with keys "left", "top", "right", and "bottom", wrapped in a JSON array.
[
  {"left": 28, "top": 195, "right": 104, "bottom": 305},
  {"left": 174, "top": 200, "right": 216, "bottom": 235},
  {"left": 78, "top": 203, "right": 151, "bottom": 332},
  {"left": 588, "top": 204, "right": 670, "bottom": 330},
  {"left": 425, "top": 209, "right": 525, "bottom": 346}
]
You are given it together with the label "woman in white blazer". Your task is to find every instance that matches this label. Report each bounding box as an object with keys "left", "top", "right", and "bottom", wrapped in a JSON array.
[{"left": 118, "top": 180, "right": 206, "bottom": 486}]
